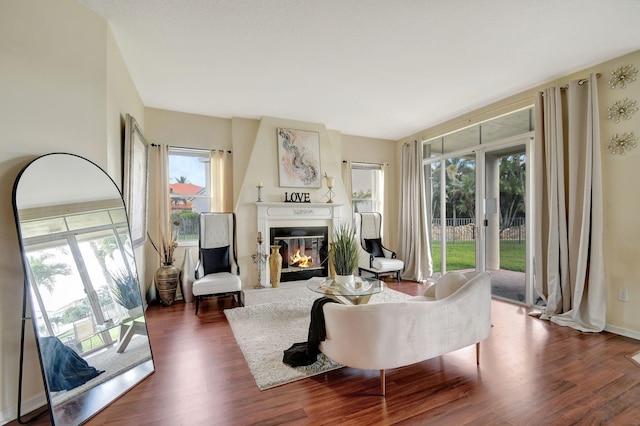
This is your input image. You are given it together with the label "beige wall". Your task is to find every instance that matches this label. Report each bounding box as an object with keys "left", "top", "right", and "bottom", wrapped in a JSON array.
[
  {"left": 400, "top": 49, "right": 640, "bottom": 339},
  {"left": 0, "top": 0, "right": 144, "bottom": 421},
  {"left": 143, "top": 111, "right": 396, "bottom": 289}
]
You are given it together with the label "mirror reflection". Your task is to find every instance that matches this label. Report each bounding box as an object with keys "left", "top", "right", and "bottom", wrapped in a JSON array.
[{"left": 13, "top": 153, "right": 154, "bottom": 425}]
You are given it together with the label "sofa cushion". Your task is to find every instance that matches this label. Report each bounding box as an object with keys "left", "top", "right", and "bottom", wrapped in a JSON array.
[
  {"left": 434, "top": 271, "right": 468, "bottom": 299},
  {"left": 364, "top": 238, "right": 385, "bottom": 257},
  {"left": 201, "top": 246, "right": 231, "bottom": 275}
]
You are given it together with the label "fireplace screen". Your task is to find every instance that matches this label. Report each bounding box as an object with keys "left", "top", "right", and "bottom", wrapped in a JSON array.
[{"left": 271, "top": 226, "right": 328, "bottom": 281}]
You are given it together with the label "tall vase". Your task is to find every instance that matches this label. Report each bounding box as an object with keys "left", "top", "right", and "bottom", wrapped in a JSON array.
[
  {"left": 155, "top": 263, "right": 180, "bottom": 306},
  {"left": 328, "top": 242, "right": 336, "bottom": 279},
  {"left": 269, "top": 245, "right": 282, "bottom": 288}
]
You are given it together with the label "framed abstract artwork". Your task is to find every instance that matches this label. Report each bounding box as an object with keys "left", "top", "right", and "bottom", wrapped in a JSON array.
[
  {"left": 277, "top": 127, "right": 321, "bottom": 188},
  {"left": 123, "top": 113, "right": 149, "bottom": 247}
]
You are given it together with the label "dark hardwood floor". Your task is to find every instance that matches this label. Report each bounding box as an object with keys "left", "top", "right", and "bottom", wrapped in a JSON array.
[{"left": 14, "top": 281, "right": 640, "bottom": 425}]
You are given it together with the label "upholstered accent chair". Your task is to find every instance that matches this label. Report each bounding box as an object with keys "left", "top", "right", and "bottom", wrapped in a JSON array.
[
  {"left": 354, "top": 212, "right": 404, "bottom": 282},
  {"left": 192, "top": 212, "right": 242, "bottom": 314},
  {"left": 320, "top": 271, "right": 492, "bottom": 395}
]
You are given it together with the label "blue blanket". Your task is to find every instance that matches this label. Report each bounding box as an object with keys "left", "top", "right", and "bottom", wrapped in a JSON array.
[{"left": 40, "top": 336, "right": 104, "bottom": 392}]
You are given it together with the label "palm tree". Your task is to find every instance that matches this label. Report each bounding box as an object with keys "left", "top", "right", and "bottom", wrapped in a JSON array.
[
  {"left": 29, "top": 252, "right": 72, "bottom": 294},
  {"left": 499, "top": 154, "right": 526, "bottom": 235},
  {"left": 28, "top": 251, "right": 72, "bottom": 335},
  {"left": 173, "top": 176, "right": 189, "bottom": 208}
]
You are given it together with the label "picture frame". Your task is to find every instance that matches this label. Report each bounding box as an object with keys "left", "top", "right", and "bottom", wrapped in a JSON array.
[
  {"left": 123, "top": 113, "right": 149, "bottom": 248},
  {"left": 277, "top": 127, "right": 321, "bottom": 188}
]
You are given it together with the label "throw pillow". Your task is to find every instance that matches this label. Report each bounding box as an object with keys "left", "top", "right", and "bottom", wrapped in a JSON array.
[
  {"left": 201, "top": 246, "right": 231, "bottom": 275},
  {"left": 364, "top": 238, "right": 385, "bottom": 258},
  {"left": 434, "top": 271, "right": 468, "bottom": 300}
]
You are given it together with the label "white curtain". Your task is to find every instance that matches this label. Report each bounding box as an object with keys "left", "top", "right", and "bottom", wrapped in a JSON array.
[
  {"left": 341, "top": 160, "right": 353, "bottom": 214},
  {"left": 210, "top": 149, "right": 233, "bottom": 212},
  {"left": 533, "top": 73, "right": 606, "bottom": 332},
  {"left": 155, "top": 144, "right": 172, "bottom": 258},
  {"left": 398, "top": 140, "right": 432, "bottom": 282}
]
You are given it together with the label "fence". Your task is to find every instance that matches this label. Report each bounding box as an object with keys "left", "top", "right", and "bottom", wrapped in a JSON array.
[{"left": 431, "top": 217, "right": 525, "bottom": 244}]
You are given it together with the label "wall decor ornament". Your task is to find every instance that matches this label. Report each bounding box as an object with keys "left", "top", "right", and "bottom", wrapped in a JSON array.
[
  {"left": 608, "top": 132, "right": 638, "bottom": 155},
  {"left": 607, "top": 98, "right": 638, "bottom": 122},
  {"left": 277, "top": 127, "right": 321, "bottom": 188},
  {"left": 608, "top": 64, "right": 637, "bottom": 89}
]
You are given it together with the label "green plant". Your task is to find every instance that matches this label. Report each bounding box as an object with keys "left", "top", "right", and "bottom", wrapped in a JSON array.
[
  {"left": 332, "top": 222, "right": 359, "bottom": 276},
  {"left": 109, "top": 268, "right": 142, "bottom": 309}
]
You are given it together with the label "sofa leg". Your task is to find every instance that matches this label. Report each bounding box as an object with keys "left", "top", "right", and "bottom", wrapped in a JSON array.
[
  {"left": 380, "top": 369, "right": 386, "bottom": 396},
  {"left": 476, "top": 342, "right": 480, "bottom": 365}
]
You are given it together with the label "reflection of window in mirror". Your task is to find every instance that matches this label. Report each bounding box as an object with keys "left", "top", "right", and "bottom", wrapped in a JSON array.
[
  {"left": 350, "top": 162, "right": 384, "bottom": 215},
  {"left": 168, "top": 147, "right": 231, "bottom": 245},
  {"left": 20, "top": 201, "right": 138, "bottom": 356}
]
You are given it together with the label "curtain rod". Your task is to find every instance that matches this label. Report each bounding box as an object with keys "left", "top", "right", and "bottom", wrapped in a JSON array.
[
  {"left": 150, "top": 143, "right": 232, "bottom": 154},
  {"left": 558, "top": 73, "right": 601, "bottom": 91},
  {"left": 577, "top": 72, "right": 601, "bottom": 86}
]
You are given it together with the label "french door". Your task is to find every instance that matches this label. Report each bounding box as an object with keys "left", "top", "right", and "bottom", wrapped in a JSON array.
[{"left": 426, "top": 135, "right": 533, "bottom": 304}]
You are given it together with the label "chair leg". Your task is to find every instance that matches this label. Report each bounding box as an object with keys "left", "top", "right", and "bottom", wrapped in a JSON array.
[
  {"left": 396, "top": 270, "right": 401, "bottom": 283},
  {"left": 380, "top": 369, "right": 386, "bottom": 396},
  {"left": 476, "top": 342, "right": 480, "bottom": 365},
  {"left": 195, "top": 296, "right": 200, "bottom": 315}
]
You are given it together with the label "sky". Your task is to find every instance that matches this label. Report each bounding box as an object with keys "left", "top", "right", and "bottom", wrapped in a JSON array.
[{"left": 169, "top": 156, "right": 206, "bottom": 187}]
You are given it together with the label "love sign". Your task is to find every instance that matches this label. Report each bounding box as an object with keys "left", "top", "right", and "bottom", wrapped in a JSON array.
[{"left": 284, "top": 192, "right": 311, "bottom": 203}]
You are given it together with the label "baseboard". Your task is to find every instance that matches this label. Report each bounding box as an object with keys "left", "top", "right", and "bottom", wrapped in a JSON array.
[
  {"left": 605, "top": 324, "right": 640, "bottom": 341},
  {"left": 0, "top": 392, "right": 47, "bottom": 425}
]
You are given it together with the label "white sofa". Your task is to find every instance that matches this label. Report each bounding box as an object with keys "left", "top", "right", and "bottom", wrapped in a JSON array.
[{"left": 319, "top": 271, "right": 492, "bottom": 395}]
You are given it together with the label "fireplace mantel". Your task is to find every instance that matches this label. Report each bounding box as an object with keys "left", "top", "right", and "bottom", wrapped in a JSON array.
[{"left": 255, "top": 202, "right": 344, "bottom": 287}]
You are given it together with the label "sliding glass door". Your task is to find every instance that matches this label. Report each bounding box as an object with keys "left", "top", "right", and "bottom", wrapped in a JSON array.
[{"left": 423, "top": 107, "right": 535, "bottom": 305}]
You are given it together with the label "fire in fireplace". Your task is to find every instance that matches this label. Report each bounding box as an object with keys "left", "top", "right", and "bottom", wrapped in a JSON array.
[{"left": 270, "top": 226, "right": 328, "bottom": 282}]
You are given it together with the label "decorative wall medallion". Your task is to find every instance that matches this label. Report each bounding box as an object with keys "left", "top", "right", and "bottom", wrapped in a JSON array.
[
  {"left": 607, "top": 98, "right": 638, "bottom": 122},
  {"left": 608, "top": 64, "right": 637, "bottom": 89},
  {"left": 608, "top": 132, "right": 638, "bottom": 155}
]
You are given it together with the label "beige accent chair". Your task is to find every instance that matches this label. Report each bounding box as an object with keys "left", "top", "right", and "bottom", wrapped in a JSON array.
[
  {"left": 354, "top": 212, "right": 404, "bottom": 282},
  {"left": 320, "top": 271, "right": 491, "bottom": 395},
  {"left": 192, "top": 213, "right": 242, "bottom": 314}
]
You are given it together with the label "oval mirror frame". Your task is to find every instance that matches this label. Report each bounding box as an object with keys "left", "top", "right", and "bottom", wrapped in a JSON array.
[{"left": 12, "top": 153, "right": 154, "bottom": 425}]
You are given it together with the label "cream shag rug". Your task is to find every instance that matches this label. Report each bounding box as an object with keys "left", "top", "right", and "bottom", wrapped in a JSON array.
[{"left": 225, "top": 287, "right": 411, "bottom": 390}]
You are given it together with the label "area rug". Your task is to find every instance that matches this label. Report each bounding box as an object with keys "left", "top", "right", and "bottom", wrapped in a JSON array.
[{"left": 225, "top": 288, "right": 412, "bottom": 390}]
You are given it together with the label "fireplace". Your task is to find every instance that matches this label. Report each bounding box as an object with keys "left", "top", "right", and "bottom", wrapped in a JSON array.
[
  {"left": 270, "top": 226, "right": 328, "bottom": 282},
  {"left": 256, "top": 202, "right": 344, "bottom": 287}
]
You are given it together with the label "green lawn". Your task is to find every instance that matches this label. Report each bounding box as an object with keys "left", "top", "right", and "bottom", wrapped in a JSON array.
[{"left": 431, "top": 241, "right": 525, "bottom": 272}]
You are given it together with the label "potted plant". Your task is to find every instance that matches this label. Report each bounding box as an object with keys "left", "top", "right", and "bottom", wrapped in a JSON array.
[
  {"left": 331, "top": 221, "right": 359, "bottom": 287},
  {"left": 109, "top": 268, "right": 143, "bottom": 317}
]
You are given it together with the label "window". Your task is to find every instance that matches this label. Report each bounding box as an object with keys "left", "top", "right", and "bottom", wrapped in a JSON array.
[
  {"left": 168, "top": 147, "right": 211, "bottom": 242},
  {"left": 21, "top": 204, "right": 134, "bottom": 353},
  {"left": 351, "top": 162, "right": 384, "bottom": 213}
]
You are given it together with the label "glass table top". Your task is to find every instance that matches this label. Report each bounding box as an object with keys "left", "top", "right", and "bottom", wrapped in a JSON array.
[{"left": 306, "top": 276, "right": 384, "bottom": 304}]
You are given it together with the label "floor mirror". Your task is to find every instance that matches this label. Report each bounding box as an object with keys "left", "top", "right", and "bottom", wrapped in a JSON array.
[{"left": 12, "top": 153, "right": 154, "bottom": 425}]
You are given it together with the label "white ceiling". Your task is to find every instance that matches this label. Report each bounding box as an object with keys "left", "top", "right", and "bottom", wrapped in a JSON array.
[{"left": 77, "top": 0, "right": 640, "bottom": 140}]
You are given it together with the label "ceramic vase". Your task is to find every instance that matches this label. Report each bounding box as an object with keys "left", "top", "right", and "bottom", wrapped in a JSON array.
[
  {"left": 328, "top": 242, "right": 336, "bottom": 278},
  {"left": 269, "top": 245, "right": 282, "bottom": 288},
  {"left": 155, "top": 263, "right": 180, "bottom": 306}
]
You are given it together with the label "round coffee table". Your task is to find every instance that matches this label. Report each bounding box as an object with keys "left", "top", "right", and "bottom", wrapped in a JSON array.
[{"left": 306, "top": 276, "right": 384, "bottom": 305}]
